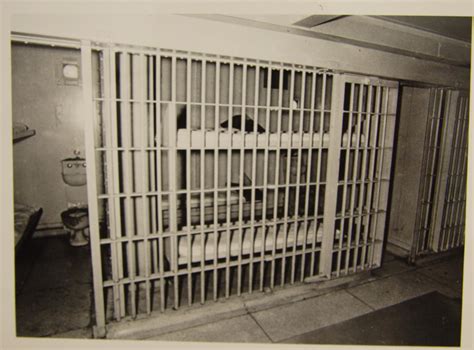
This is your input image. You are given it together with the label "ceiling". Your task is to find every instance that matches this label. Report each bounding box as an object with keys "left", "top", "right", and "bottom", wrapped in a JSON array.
[
  {"left": 293, "top": 15, "right": 472, "bottom": 43},
  {"left": 372, "top": 16, "right": 471, "bottom": 42}
]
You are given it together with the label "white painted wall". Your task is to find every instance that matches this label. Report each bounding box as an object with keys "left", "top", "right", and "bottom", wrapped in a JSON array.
[{"left": 8, "top": 12, "right": 470, "bottom": 89}]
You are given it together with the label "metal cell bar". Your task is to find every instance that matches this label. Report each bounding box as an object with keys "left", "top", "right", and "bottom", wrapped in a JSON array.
[
  {"left": 109, "top": 49, "right": 126, "bottom": 318},
  {"left": 338, "top": 82, "right": 354, "bottom": 276},
  {"left": 451, "top": 97, "right": 468, "bottom": 248},
  {"left": 291, "top": 71, "right": 306, "bottom": 284},
  {"left": 443, "top": 106, "right": 461, "bottom": 250},
  {"left": 411, "top": 88, "right": 439, "bottom": 258},
  {"left": 120, "top": 52, "right": 138, "bottom": 318},
  {"left": 138, "top": 53, "right": 152, "bottom": 314},
  {"left": 249, "top": 65, "right": 260, "bottom": 294},
  {"left": 270, "top": 67, "right": 284, "bottom": 289},
  {"left": 213, "top": 62, "right": 220, "bottom": 301},
  {"left": 448, "top": 96, "right": 468, "bottom": 249},
  {"left": 186, "top": 57, "right": 193, "bottom": 306},
  {"left": 359, "top": 85, "right": 374, "bottom": 268},
  {"left": 225, "top": 63, "right": 234, "bottom": 298},
  {"left": 319, "top": 73, "right": 343, "bottom": 278},
  {"left": 310, "top": 73, "right": 326, "bottom": 277},
  {"left": 260, "top": 66, "right": 271, "bottom": 291},
  {"left": 281, "top": 69, "right": 295, "bottom": 286},
  {"left": 148, "top": 56, "right": 158, "bottom": 277},
  {"left": 373, "top": 85, "right": 398, "bottom": 266},
  {"left": 169, "top": 57, "right": 180, "bottom": 309},
  {"left": 367, "top": 86, "right": 390, "bottom": 267},
  {"left": 100, "top": 48, "right": 121, "bottom": 321},
  {"left": 200, "top": 59, "right": 206, "bottom": 303},
  {"left": 426, "top": 90, "right": 445, "bottom": 250},
  {"left": 302, "top": 71, "right": 317, "bottom": 280},
  {"left": 155, "top": 53, "right": 166, "bottom": 312},
  {"left": 237, "top": 64, "right": 247, "bottom": 295},
  {"left": 348, "top": 83, "right": 364, "bottom": 273},
  {"left": 431, "top": 90, "right": 458, "bottom": 252},
  {"left": 363, "top": 85, "right": 381, "bottom": 267},
  {"left": 82, "top": 40, "right": 106, "bottom": 336}
]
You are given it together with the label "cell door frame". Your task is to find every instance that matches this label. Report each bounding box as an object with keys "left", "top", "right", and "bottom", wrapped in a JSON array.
[
  {"left": 320, "top": 74, "right": 399, "bottom": 278},
  {"left": 429, "top": 89, "right": 468, "bottom": 253}
]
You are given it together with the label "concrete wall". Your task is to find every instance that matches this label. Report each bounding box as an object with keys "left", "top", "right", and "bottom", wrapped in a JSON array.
[
  {"left": 12, "top": 43, "right": 86, "bottom": 227},
  {"left": 9, "top": 12, "right": 470, "bottom": 89}
]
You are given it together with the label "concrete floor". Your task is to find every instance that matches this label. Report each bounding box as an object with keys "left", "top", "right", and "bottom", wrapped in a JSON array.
[{"left": 14, "top": 235, "right": 464, "bottom": 345}]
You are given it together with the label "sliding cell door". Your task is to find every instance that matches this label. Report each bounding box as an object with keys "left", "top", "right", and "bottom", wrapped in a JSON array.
[{"left": 320, "top": 75, "right": 398, "bottom": 278}]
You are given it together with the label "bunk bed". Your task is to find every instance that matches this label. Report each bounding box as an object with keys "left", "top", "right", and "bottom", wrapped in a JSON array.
[
  {"left": 12, "top": 122, "right": 42, "bottom": 254},
  {"left": 14, "top": 204, "right": 43, "bottom": 254}
]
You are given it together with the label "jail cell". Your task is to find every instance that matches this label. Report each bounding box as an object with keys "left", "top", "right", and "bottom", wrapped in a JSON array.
[
  {"left": 431, "top": 92, "right": 469, "bottom": 253},
  {"left": 413, "top": 89, "right": 449, "bottom": 256},
  {"left": 84, "top": 41, "right": 399, "bottom": 329},
  {"left": 326, "top": 77, "right": 398, "bottom": 277}
]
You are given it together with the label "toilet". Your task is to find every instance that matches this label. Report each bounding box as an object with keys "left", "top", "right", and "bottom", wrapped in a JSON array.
[{"left": 60, "top": 156, "right": 89, "bottom": 247}]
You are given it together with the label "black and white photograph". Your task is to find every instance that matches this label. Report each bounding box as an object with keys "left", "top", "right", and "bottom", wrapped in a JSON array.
[{"left": 0, "top": 2, "right": 472, "bottom": 349}]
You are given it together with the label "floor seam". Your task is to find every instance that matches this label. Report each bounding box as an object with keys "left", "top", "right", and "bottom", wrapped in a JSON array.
[
  {"left": 345, "top": 289, "right": 376, "bottom": 311},
  {"left": 246, "top": 308, "right": 275, "bottom": 343}
]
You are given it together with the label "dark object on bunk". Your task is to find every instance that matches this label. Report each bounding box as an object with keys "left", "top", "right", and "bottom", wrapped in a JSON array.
[
  {"left": 221, "top": 114, "right": 266, "bottom": 133},
  {"left": 231, "top": 174, "right": 264, "bottom": 202}
]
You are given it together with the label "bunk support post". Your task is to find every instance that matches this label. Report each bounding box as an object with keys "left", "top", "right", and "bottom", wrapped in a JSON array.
[
  {"left": 81, "top": 40, "right": 106, "bottom": 338},
  {"left": 319, "top": 73, "right": 344, "bottom": 278}
]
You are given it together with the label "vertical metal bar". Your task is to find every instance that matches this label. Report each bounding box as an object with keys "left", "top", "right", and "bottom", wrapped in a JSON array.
[
  {"left": 237, "top": 64, "right": 247, "bottom": 296},
  {"left": 302, "top": 70, "right": 317, "bottom": 281},
  {"left": 149, "top": 55, "right": 158, "bottom": 277},
  {"left": 359, "top": 85, "right": 374, "bottom": 268},
  {"left": 450, "top": 96, "right": 468, "bottom": 249},
  {"left": 336, "top": 82, "right": 354, "bottom": 276},
  {"left": 225, "top": 63, "right": 234, "bottom": 298},
  {"left": 291, "top": 71, "right": 306, "bottom": 284},
  {"left": 411, "top": 88, "right": 438, "bottom": 259},
  {"left": 281, "top": 69, "right": 295, "bottom": 286},
  {"left": 155, "top": 52, "right": 166, "bottom": 312},
  {"left": 364, "top": 85, "right": 381, "bottom": 266},
  {"left": 270, "top": 67, "right": 284, "bottom": 289},
  {"left": 348, "top": 83, "right": 364, "bottom": 273},
  {"left": 109, "top": 49, "right": 126, "bottom": 318},
  {"left": 259, "top": 66, "right": 271, "bottom": 291},
  {"left": 310, "top": 73, "right": 326, "bottom": 277},
  {"left": 431, "top": 90, "right": 458, "bottom": 251},
  {"left": 200, "top": 59, "right": 206, "bottom": 304},
  {"left": 249, "top": 65, "right": 260, "bottom": 294},
  {"left": 319, "top": 74, "right": 345, "bottom": 278},
  {"left": 424, "top": 90, "right": 444, "bottom": 251},
  {"left": 121, "top": 52, "right": 137, "bottom": 318},
  {"left": 213, "top": 61, "right": 220, "bottom": 301},
  {"left": 100, "top": 48, "right": 121, "bottom": 321},
  {"left": 185, "top": 58, "right": 193, "bottom": 306},
  {"left": 169, "top": 56, "right": 179, "bottom": 309},
  {"left": 368, "top": 86, "right": 390, "bottom": 267},
  {"left": 341, "top": 83, "right": 355, "bottom": 275},
  {"left": 138, "top": 53, "right": 152, "bottom": 314},
  {"left": 443, "top": 98, "right": 460, "bottom": 250},
  {"left": 81, "top": 40, "right": 106, "bottom": 336}
]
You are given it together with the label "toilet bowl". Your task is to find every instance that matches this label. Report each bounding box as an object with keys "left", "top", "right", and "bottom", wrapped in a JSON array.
[
  {"left": 60, "top": 156, "right": 89, "bottom": 247},
  {"left": 61, "top": 206, "right": 89, "bottom": 246}
]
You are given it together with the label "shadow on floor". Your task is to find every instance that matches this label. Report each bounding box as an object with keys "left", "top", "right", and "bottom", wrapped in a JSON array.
[
  {"left": 15, "top": 236, "right": 93, "bottom": 337},
  {"left": 283, "top": 291, "right": 461, "bottom": 346}
]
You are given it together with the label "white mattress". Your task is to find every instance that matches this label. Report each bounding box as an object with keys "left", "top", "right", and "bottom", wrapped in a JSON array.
[
  {"left": 177, "top": 221, "right": 341, "bottom": 264},
  {"left": 14, "top": 203, "right": 39, "bottom": 247},
  {"left": 174, "top": 129, "right": 364, "bottom": 149}
]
